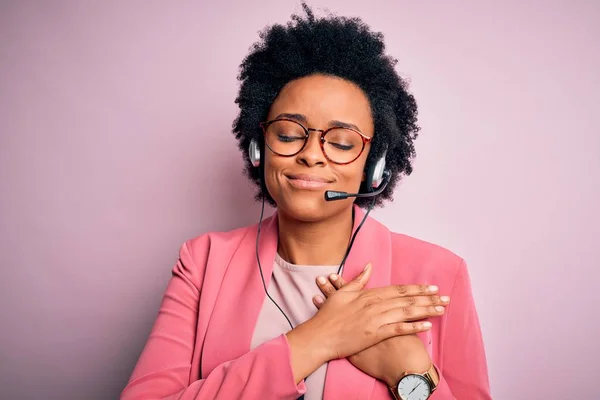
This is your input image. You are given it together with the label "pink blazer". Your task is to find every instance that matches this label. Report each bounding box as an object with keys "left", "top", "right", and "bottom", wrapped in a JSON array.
[{"left": 121, "top": 205, "right": 491, "bottom": 399}]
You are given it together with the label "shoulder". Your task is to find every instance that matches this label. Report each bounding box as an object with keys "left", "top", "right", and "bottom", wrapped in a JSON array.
[
  {"left": 170, "top": 222, "right": 258, "bottom": 290},
  {"left": 389, "top": 231, "right": 466, "bottom": 286},
  {"left": 181, "top": 223, "right": 255, "bottom": 265},
  {"left": 390, "top": 231, "right": 462, "bottom": 265}
]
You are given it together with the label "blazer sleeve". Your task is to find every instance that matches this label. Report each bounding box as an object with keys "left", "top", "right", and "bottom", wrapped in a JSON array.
[
  {"left": 120, "top": 240, "right": 307, "bottom": 400},
  {"left": 430, "top": 259, "right": 492, "bottom": 400}
]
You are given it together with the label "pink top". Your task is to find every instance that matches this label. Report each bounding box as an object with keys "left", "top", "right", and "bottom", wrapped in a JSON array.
[
  {"left": 121, "top": 205, "right": 491, "bottom": 399},
  {"left": 251, "top": 254, "right": 339, "bottom": 400}
]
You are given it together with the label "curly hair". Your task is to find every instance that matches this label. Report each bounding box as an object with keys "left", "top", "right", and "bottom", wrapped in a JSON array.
[{"left": 232, "top": 3, "right": 420, "bottom": 208}]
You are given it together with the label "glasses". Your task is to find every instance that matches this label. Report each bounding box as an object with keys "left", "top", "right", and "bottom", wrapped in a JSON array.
[{"left": 259, "top": 118, "right": 372, "bottom": 165}]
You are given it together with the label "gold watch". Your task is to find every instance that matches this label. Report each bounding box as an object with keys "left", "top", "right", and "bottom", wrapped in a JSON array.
[{"left": 389, "top": 364, "right": 439, "bottom": 400}]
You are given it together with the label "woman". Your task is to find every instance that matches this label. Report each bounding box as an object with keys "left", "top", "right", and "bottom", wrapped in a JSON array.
[{"left": 122, "top": 4, "right": 491, "bottom": 400}]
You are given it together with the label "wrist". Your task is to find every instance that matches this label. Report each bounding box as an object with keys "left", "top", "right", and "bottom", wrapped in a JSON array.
[
  {"left": 287, "top": 322, "right": 331, "bottom": 363},
  {"left": 384, "top": 353, "right": 433, "bottom": 388},
  {"left": 384, "top": 373, "right": 400, "bottom": 388},
  {"left": 286, "top": 320, "right": 331, "bottom": 384}
]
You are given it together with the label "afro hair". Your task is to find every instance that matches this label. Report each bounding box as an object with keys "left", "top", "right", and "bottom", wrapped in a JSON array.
[{"left": 232, "top": 3, "right": 420, "bottom": 208}]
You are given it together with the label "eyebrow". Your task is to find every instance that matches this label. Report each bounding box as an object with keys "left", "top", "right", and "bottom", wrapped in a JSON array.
[{"left": 273, "top": 113, "right": 363, "bottom": 132}]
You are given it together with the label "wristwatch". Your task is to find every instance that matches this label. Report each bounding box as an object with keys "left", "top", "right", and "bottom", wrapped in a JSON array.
[{"left": 389, "top": 364, "right": 439, "bottom": 400}]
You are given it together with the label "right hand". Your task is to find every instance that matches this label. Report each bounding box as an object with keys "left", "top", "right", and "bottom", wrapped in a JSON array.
[{"left": 292, "top": 263, "right": 445, "bottom": 362}]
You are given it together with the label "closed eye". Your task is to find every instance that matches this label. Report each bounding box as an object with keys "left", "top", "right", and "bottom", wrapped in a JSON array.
[
  {"left": 329, "top": 142, "right": 354, "bottom": 151},
  {"left": 277, "top": 134, "right": 305, "bottom": 143}
]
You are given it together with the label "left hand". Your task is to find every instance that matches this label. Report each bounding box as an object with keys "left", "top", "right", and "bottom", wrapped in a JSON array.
[{"left": 313, "top": 273, "right": 445, "bottom": 387}]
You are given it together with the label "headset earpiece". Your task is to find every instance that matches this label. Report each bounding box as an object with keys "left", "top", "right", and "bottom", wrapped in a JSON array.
[
  {"left": 362, "top": 151, "right": 387, "bottom": 191},
  {"left": 249, "top": 139, "right": 261, "bottom": 167}
]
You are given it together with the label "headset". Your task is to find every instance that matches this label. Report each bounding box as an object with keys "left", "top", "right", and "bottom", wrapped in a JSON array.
[{"left": 249, "top": 138, "right": 390, "bottom": 399}]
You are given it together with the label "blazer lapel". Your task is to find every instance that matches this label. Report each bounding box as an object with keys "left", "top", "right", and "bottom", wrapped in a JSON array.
[
  {"left": 201, "top": 212, "right": 279, "bottom": 376},
  {"left": 323, "top": 205, "right": 392, "bottom": 400}
]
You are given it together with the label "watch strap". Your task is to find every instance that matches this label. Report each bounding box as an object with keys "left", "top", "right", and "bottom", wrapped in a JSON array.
[
  {"left": 428, "top": 363, "right": 440, "bottom": 389},
  {"left": 389, "top": 386, "right": 402, "bottom": 400}
]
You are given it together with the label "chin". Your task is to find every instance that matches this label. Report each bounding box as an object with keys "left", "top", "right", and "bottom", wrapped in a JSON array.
[
  {"left": 278, "top": 195, "right": 326, "bottom": 222},
  {"left": 275, "top": 190, "right": 347, "bottom": 222}
]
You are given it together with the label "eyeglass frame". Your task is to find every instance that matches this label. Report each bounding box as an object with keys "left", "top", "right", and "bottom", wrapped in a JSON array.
[{"left": 259, "top": 118, "right": 373, "bottom": 165}]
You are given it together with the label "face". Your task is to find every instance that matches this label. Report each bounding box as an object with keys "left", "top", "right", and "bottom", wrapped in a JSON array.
[{"left": 263, "top": 74, "right": 374, "bottom": 222}]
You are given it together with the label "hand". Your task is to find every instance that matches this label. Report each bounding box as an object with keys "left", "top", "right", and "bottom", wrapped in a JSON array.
[
  {"left": 313, "top": 273, "right": 449, "bottom": 387},
  {"left": 285, "top": 263, "right": 444, "bottom": 384}
]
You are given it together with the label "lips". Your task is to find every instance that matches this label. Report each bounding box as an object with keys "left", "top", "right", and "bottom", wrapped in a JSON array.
[
  {"left": 286, "top": 174, "right": 332, "bottom": 183},
  {"left": 286, "top": 173, "right": 334, "bottom": 190}
]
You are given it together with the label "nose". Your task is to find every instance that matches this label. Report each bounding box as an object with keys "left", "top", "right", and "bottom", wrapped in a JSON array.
[{"left": 297, "top": 130, "right": 326, "bottom": 167}]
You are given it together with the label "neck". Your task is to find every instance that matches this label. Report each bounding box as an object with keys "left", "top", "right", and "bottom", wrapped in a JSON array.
[{"left": 276, "top": 206, "right": 355, "bottom": 266}]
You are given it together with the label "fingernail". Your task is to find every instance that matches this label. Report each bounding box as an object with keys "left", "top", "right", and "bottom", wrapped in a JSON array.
[
  {"left": 330, "top": 274, "right": 338, "bottom": 281},
  {"left": 440, "top": 296, "right": 450, "bottom": 303},
  {"left": 317, "top": 276, "right": 327, "bottom": 284},
  {"left": 363, "top": 263, "right": 371, "bottom": 272},
  {"left": 314, "top": 296, "right": 324, "bottom": 305},
  {"left": 422, "top": 321, "right": 432, "bottom": 329},
  {"left": 428, "top": 285, "right": 438, "bottom": 292},
  {"left": 435, "top": 306, "right": 445, "bottom": 312}
]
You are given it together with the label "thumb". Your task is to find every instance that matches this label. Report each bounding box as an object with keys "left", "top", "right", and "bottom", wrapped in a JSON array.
[{"left": 339, "top": 263, "right": 371, "bottom": 292}]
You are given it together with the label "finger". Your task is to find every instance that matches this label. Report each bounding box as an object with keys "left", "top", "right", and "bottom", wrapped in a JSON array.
[
  {"left": 366, "top": 296, "right": 450, "bottom": 314},
  {"left": 339, "top": 263, "right": 372, "bottom": 292},
  {"left": 364, "top": 294, "right": 449, "bottom": 315},
  {"left": 316, "top": 276, "right": 337, "bottom": 298},
  {"left": 396, "top": 295, "right": 451, "bottom": 307},
  {"left": 328, "top": 273, "right": 346, "bottom": 290},
  {"left": 312, "top": 295, "right": 325, "bottom": 309},
  {"left": 382, "top": 305, "right": 446, "bottom": 323},
  {"left": 366, "top": 284, "right": 439, "bottom": 300},
  {"left": 378, "top": 320, "right": 433, "bottom": 339}
]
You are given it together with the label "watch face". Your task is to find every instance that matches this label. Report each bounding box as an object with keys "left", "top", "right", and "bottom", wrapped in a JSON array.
[{"left": 397, "top": 374, "right": 431, "bottom": 400}]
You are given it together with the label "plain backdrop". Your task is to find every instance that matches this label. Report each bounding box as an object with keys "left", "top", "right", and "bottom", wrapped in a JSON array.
[{"left": 1, "top": 1, "right": 599, "bottom": 399}]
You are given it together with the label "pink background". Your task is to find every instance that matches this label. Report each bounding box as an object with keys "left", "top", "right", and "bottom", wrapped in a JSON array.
[{"left": 1, "top": 1, "right": 599, "bottom": 399}]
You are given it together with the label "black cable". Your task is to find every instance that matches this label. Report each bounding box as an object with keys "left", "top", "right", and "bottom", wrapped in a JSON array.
[
  {"left": 256, "top": 195, "right": 294, "bottom": 330},
  {"left": 336, "top": 197, "right": 376, "bottom": 275},
  {"left": 255, "top": 196, "right": 375, "bottom": 400}
]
